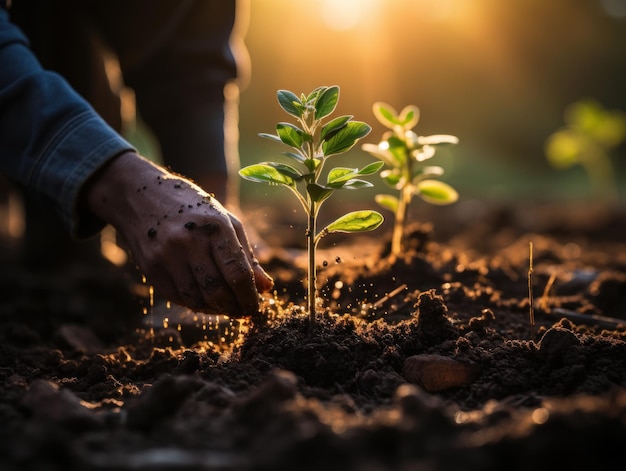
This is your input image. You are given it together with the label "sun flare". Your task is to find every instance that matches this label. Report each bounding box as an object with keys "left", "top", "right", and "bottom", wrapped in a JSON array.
[{"left": 320, "top": 0, "right": 377, "bottom": 31}]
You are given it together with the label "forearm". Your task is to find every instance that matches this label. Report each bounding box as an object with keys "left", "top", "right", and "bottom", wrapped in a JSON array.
[{"left": 0, "top": 8, "right": 134, "bottom": 237}]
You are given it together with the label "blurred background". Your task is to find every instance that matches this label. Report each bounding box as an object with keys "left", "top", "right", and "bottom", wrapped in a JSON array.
[
  {"left": 236, "top": 0, "right": 626, "bottom": 207},
  {"left": 2, "top": 0, "right": 625, "bottom": 246}
]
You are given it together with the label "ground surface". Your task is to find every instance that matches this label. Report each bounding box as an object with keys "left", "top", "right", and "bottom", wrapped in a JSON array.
[{"left": 1, "top": 200, "right": 626, "bottom": 470}]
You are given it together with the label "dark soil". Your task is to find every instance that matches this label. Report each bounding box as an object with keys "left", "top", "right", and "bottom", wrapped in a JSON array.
[{"left": 2, "top": 200, "right": 626, "bottom": 470}]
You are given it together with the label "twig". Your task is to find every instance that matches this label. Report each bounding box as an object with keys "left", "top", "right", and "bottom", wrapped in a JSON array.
[
  {"left": 550, "top": 308, "right": 626, "bottom": 330},
  {"left": 528, "top": 241, "right": 535, "bottom": 340},
  {"left": 539, "top": 271, "right": 558, "bottom": 312},
  {"left": 373, "top": 283, "right": 408, "bottom": 308}
]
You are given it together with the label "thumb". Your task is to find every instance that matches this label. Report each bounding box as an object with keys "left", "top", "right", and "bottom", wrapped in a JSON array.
[{"left": 252, "top": 261, "right": 274, "bottom": 293}]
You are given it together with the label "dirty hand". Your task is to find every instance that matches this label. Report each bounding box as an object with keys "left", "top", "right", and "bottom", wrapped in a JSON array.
[{"left": 84, "top": 151, "right": 273, "bottom": 316}]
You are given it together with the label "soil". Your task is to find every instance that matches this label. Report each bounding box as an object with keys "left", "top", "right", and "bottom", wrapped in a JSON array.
[{"left": 2, "top": 200, "right": 626, "bottom": 471}]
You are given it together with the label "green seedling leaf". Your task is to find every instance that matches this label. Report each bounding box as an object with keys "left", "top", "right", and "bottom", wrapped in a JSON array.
[
  {"left": 327, "top": 167, "right": 356, "bottom": 185},
  {"left": 416, "top": 180, "right": 459, "bottom": 205},
  {"left": 358, "top": 161, "right": 385, "bottom": 175},
  {"left": 282, "top": 151, "right": 307, "bottom": 164},
  {"left": 327, "top": 161, "right": 383, "bottom": 187},
  {"left": 306, "top": 86, "right": 326, "bottom": 104},
  {"left": 566, "top": 100, "right": 609, "bottom": 140},
  {"left": 387, "top": 136, "right": 408, "bottom": 166},
  {"left": 315, "top": 86, "right": 340, "bottom": 120},
  {"left": 266, "top": 162, "right": 304, "bottom": 180},
  {"left": 364, "top": 100, "right": 460, "bottom": 257},
  {"left": 307, "top": 183, "right": 334, "bottom": 204},
  {"left": 304, "top": 158, "right": 322, "bottom": 173},
  {"left": 413, "top": 165, "right": 444, "bottom": 181},
  {"left": 243, "top": 85, "right": 382, "bottom": 325},
  {"left": 322, "top": 121, "right": 371, "bottom": 156},
  {"left": 361, "top": 142, "right": 385, "bottom": 158},
  {"left": 239, "top": 164, "right": 295, "bottom": 186},
  {"left": 373, "top": 102, "right": 400, "bottom": 128},
  {"left": 412, "top": 145, "right": 436, "bottom": 162},
  {"left": 258, "top": 132, "right": 282, "bottom": 144},
  {"left": 398, "top": 105, "right": 420, "bottom": 128},
  {"left": 361, "top": 142, "right": 397, "bottom": 167},
  {"left": 321, "top": 115, "right": 352, "bottom": 141},
  {"left": 566, "top": 100, "right": 626, "bottom": 148},
  {"left": 380, "top": 169, "right": 402, "bottom": 188},
  {"left": 373, "top": 103, "right": 420, "bottom": 129},
  {"left": 324, "top": 210, "right": 384, "bottom": 235},
  {"left": 375, "top": 194, "right": 399, "bottom": 213},
  {"left": 277, "top": 90, "right": 303, "bottom": 118},
  {"left": 545, "top": 130, "right": 581, "bottom": 168},
  {"left": 546, "top": 99, "right": 625, "bottom": 203},
  {"left": 595, "top": 114, "right": 626, "bottom": 148},
  {"left": 339, "top": 179, "right": 374, "bottom": 190},
  {"left": 417, "top": 134, "right": 459, "bottom": 146},
  {"left": 276, "top": 123, "right": 305, "bottom": 148}
]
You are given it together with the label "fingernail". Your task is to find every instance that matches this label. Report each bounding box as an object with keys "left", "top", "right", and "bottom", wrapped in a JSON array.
[{"left": 254, "top": 266, "right": 274, "bottom": 292}]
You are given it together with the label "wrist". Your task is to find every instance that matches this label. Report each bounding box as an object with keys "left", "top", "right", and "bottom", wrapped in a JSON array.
[{"left": 84, "top": 151, "right": 164, "bottom": 229}]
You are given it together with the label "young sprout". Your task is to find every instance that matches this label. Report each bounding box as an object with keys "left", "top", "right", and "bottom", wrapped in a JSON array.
[
  {"left": 239, "top": 86, "right": 384, "bottom": 328},
  {"left": 362, "top": 102, "right": 458, "bottom": 258},
  {"left": 545, "top": 99, "right": 626, "bottom": 202}
]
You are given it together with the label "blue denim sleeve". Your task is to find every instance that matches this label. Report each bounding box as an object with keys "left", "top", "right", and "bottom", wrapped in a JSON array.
[{"left": 0, "top": 7, "right": 135, "bottom": 238}]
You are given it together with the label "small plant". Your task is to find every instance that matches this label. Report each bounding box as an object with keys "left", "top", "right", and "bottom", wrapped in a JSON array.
[
  {"left": 545, "top": 99, "right": 626, "bottom": 202},
  {"left": 239, "top": 86, "right": 384, "bottom": 328},
  {"left": 362, "top": 102, "right": 459, "bottom": 258}
]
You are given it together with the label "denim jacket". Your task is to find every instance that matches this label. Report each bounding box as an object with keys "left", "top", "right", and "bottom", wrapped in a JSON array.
[{"left": 0, "top": 6, "right": 134, "bottom": 237}]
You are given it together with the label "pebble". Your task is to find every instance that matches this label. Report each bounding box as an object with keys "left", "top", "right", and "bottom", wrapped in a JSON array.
[
  {"left": 125, "top": 374, "right": 204, "bottom": 430},
  {"left": 55, "top": 324, "right": 104, "bottom": 354},
  {"left": 402, "top": 354, "right": 479, "bottom": 392},
  {"left": 21, "top": 379, "right": 103, "bottom": 431}
]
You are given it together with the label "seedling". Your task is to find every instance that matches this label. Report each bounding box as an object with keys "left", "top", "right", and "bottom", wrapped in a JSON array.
[
  {"left": 239, "top": 86, "right": 384, "bottom": 328},
  {"left": 545, "top": 99, "right": 626, "bottom": 202},
  {"left": 362, "top": 102, "right": 458, "bottom": 258}
]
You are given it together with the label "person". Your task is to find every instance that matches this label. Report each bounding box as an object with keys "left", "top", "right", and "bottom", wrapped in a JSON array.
[{"left": 0, "top": 1, "right": 274, "bottom": 317}]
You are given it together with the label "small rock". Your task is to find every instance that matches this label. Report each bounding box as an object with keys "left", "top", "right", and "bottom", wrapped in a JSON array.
[
  {"left": 402, "top": 354, "right": 479, "bottom": 392},
  {"left": 248, "top": 369, "right": 297, "bottom": 404},
  {"left": 21, "top": 379, "right": 103, "bottom": 431},
  {"left": 235, "top": 369, "right": 298, "bottom": 422},
  {"left": 394, "top": 383, "right": 445, "bottom": 418},
  {"left": 394, "top": 384, "right": 452, "bottom": 432},
  {"left": 55, "top": 324, "right": 103, "bottom": 354},
  {"left": 125, "top": 374, "right": 204, "bottom": 430}
]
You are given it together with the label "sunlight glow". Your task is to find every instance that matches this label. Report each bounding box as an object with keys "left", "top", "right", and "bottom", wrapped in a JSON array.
[
  {"left": 100, "top": 225, "right": 128, "bottom": 267},
  {"left": 320, "top": 0, "right": 376, "bottom": 31},
  {"left": 319, "top": 0, "right": 472, "bottom": 31},
  {"left": 413, "top": 0, "right": 455, "bottom": 21}
]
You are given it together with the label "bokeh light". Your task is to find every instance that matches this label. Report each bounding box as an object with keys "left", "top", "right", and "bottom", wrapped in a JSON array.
[{"left": 238, "top": 0, "right": 626, "bottom": 203}]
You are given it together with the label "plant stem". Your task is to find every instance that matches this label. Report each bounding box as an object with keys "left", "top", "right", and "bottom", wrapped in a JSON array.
[
  {"left": 581, "top": 149, "right": 617, "bottom": 203},
  {"left": 528, "top": 241, "right": 535, "bottom": 341},
  {"left": 307, "top": 203, "right": 317, "bottom": 330},
  {"left": 391, "top": 183, "right": 411, "bottom": 258}
]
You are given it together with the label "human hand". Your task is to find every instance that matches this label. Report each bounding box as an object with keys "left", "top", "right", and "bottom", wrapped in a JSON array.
[{"left": 85, "top": 152, "right": 273, "bottom": 316}]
